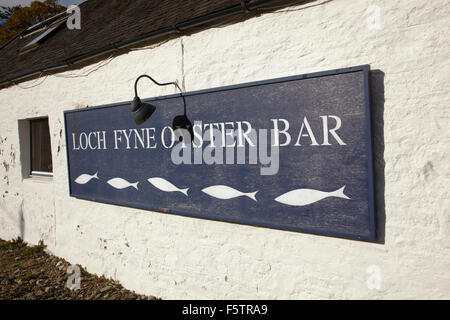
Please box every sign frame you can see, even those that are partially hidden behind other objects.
[64,65,376,242]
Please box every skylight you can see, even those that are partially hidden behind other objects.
[20,21,65,54]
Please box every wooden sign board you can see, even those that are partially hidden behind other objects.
[64,65,376,241]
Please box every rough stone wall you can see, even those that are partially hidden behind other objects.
[0,0,449,299]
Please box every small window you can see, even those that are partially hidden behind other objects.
[20,20,65,54]
[30,118,53,176]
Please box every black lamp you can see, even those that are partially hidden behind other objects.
[131,75,193,143]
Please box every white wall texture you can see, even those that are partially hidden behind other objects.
[0,0,449,299]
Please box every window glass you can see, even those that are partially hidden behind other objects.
[30,118,53,174]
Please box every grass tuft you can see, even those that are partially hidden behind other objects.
[0,237,24,251]
[23,240,46,256]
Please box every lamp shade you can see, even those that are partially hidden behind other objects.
[172,114,194,143]
[131,96,156,125]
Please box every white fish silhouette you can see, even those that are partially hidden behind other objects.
[275,186,350,206]
[202,185,258,201]
[74,172,98,184]
[148,177,189,196]
[107,178,139,190]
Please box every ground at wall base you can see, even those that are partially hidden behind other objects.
[0,238,158,300]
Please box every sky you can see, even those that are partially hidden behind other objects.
[0,0,86,7]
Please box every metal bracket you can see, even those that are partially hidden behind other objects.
[241,1,251,12]
[172,25,183,34]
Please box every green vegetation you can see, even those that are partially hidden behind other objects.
[0,0,66,46]
[0,237,24,251]
[23,240,46,256]
[18,271,38,282]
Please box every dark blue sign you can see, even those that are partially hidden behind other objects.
[64,65,375,241]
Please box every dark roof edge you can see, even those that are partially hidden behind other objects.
[0,0,305,89]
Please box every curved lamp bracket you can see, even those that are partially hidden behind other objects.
[131,74,193,143]
[134,74,186,115]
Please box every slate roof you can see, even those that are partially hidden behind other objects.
[0,0,303,86]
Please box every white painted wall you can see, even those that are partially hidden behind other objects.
[0,0,449,299]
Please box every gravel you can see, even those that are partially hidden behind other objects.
[0,238,158,300]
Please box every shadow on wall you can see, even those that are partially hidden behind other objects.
[370,70,386,244]
[19,200,25,239]
[17,120,29,239]
[0,198,25,240]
